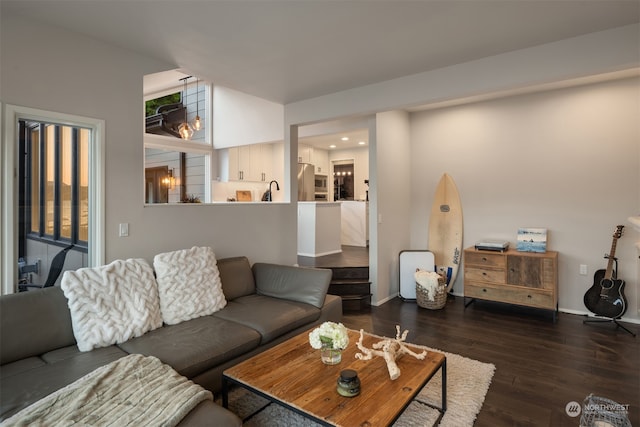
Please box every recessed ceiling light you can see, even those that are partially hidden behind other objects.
[341,137,349,141]
[329,144,337,149]
[358,141,366,145]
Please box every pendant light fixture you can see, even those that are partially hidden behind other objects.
[178,76,193,140]
[192,77,202,131]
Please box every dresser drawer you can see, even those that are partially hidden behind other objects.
[464,267,505,284]
[464,251,506,268]
[465,283,555,309]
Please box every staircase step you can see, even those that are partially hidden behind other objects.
[330,278,370,285]
[330,266,369,280]
[324,265,371,313]
[328,282,371,296]
[341,294,371,312]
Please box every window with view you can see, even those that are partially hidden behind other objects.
[20,120,89,250]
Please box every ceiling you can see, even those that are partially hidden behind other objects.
[300,129,369,151]
[3,1,639,105]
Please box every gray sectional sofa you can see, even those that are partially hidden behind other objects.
[0,256,342,426]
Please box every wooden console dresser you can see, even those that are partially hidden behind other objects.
[463,247,558,320]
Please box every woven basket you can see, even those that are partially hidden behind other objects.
[416,276,447,309]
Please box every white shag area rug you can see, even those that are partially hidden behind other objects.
[221,345,495,427]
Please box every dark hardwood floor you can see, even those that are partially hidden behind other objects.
[298,246,637,426]
[343,297,639,426]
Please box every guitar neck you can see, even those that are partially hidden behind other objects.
[604,237,618,280]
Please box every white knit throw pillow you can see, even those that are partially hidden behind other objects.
[61,258,163,352]
[153,246,227,325]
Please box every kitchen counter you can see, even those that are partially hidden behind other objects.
[341,201,368,247]
[298,202,342,257]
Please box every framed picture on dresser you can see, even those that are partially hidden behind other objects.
[517,228,547,253]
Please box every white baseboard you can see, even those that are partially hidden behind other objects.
[376,293,640,325]
[372,294,396,306]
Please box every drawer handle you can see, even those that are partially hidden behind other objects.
[482,272,487,276]
[482,289,487,292]
[482,257,487,261]
[527,295,532,299]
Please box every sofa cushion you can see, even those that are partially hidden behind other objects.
[217,256,256,301]
[213,295,321,344]
[0,357,45,380]
[0,345,127,421]
[154,247,227,325]
[117,315,261,379]
[0,287,76,365]
[252,263,332,308]
[60,258,163,352]
[176,400,241,427]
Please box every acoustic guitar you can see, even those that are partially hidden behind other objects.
[583,225,627,319]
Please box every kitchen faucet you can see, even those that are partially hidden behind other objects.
[262,180,280,201]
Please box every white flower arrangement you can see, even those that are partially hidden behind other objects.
[309,321,349,350]
[415,269,445,302]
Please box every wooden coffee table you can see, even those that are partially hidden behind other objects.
[222,328,446,426]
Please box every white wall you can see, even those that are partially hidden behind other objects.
[1,14,298,268]
[372,111,412,304]
[213,86,284,148]
[410,78,639,320]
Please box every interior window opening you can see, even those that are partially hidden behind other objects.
[144,71,211,204]
[144,148,207,204]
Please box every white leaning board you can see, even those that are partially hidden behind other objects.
[399,250,435,300]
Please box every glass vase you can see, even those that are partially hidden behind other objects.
[321,345,342,365]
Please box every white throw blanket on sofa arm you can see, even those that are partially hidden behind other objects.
[1,354,212,427]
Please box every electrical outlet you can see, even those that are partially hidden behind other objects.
[579,264,587,276]
[119,223,129,237]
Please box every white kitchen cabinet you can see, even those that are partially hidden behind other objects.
[312,147,329,175]
[218,147,238,181]
[237,145,252,180]
[219,143,274,182]
[298,144,313,164]
[298,144,328,174]
[252,143,273,182]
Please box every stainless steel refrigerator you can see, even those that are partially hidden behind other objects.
[297,163,315,201]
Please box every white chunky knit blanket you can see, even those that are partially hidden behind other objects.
[1,355,212,427]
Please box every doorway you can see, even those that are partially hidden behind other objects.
[333,162,354,201]
[2,105,105,294]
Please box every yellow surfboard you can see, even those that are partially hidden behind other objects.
[428,173,463,292]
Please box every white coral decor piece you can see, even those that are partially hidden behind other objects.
[415,269,443,302]
[309,321,349,350]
